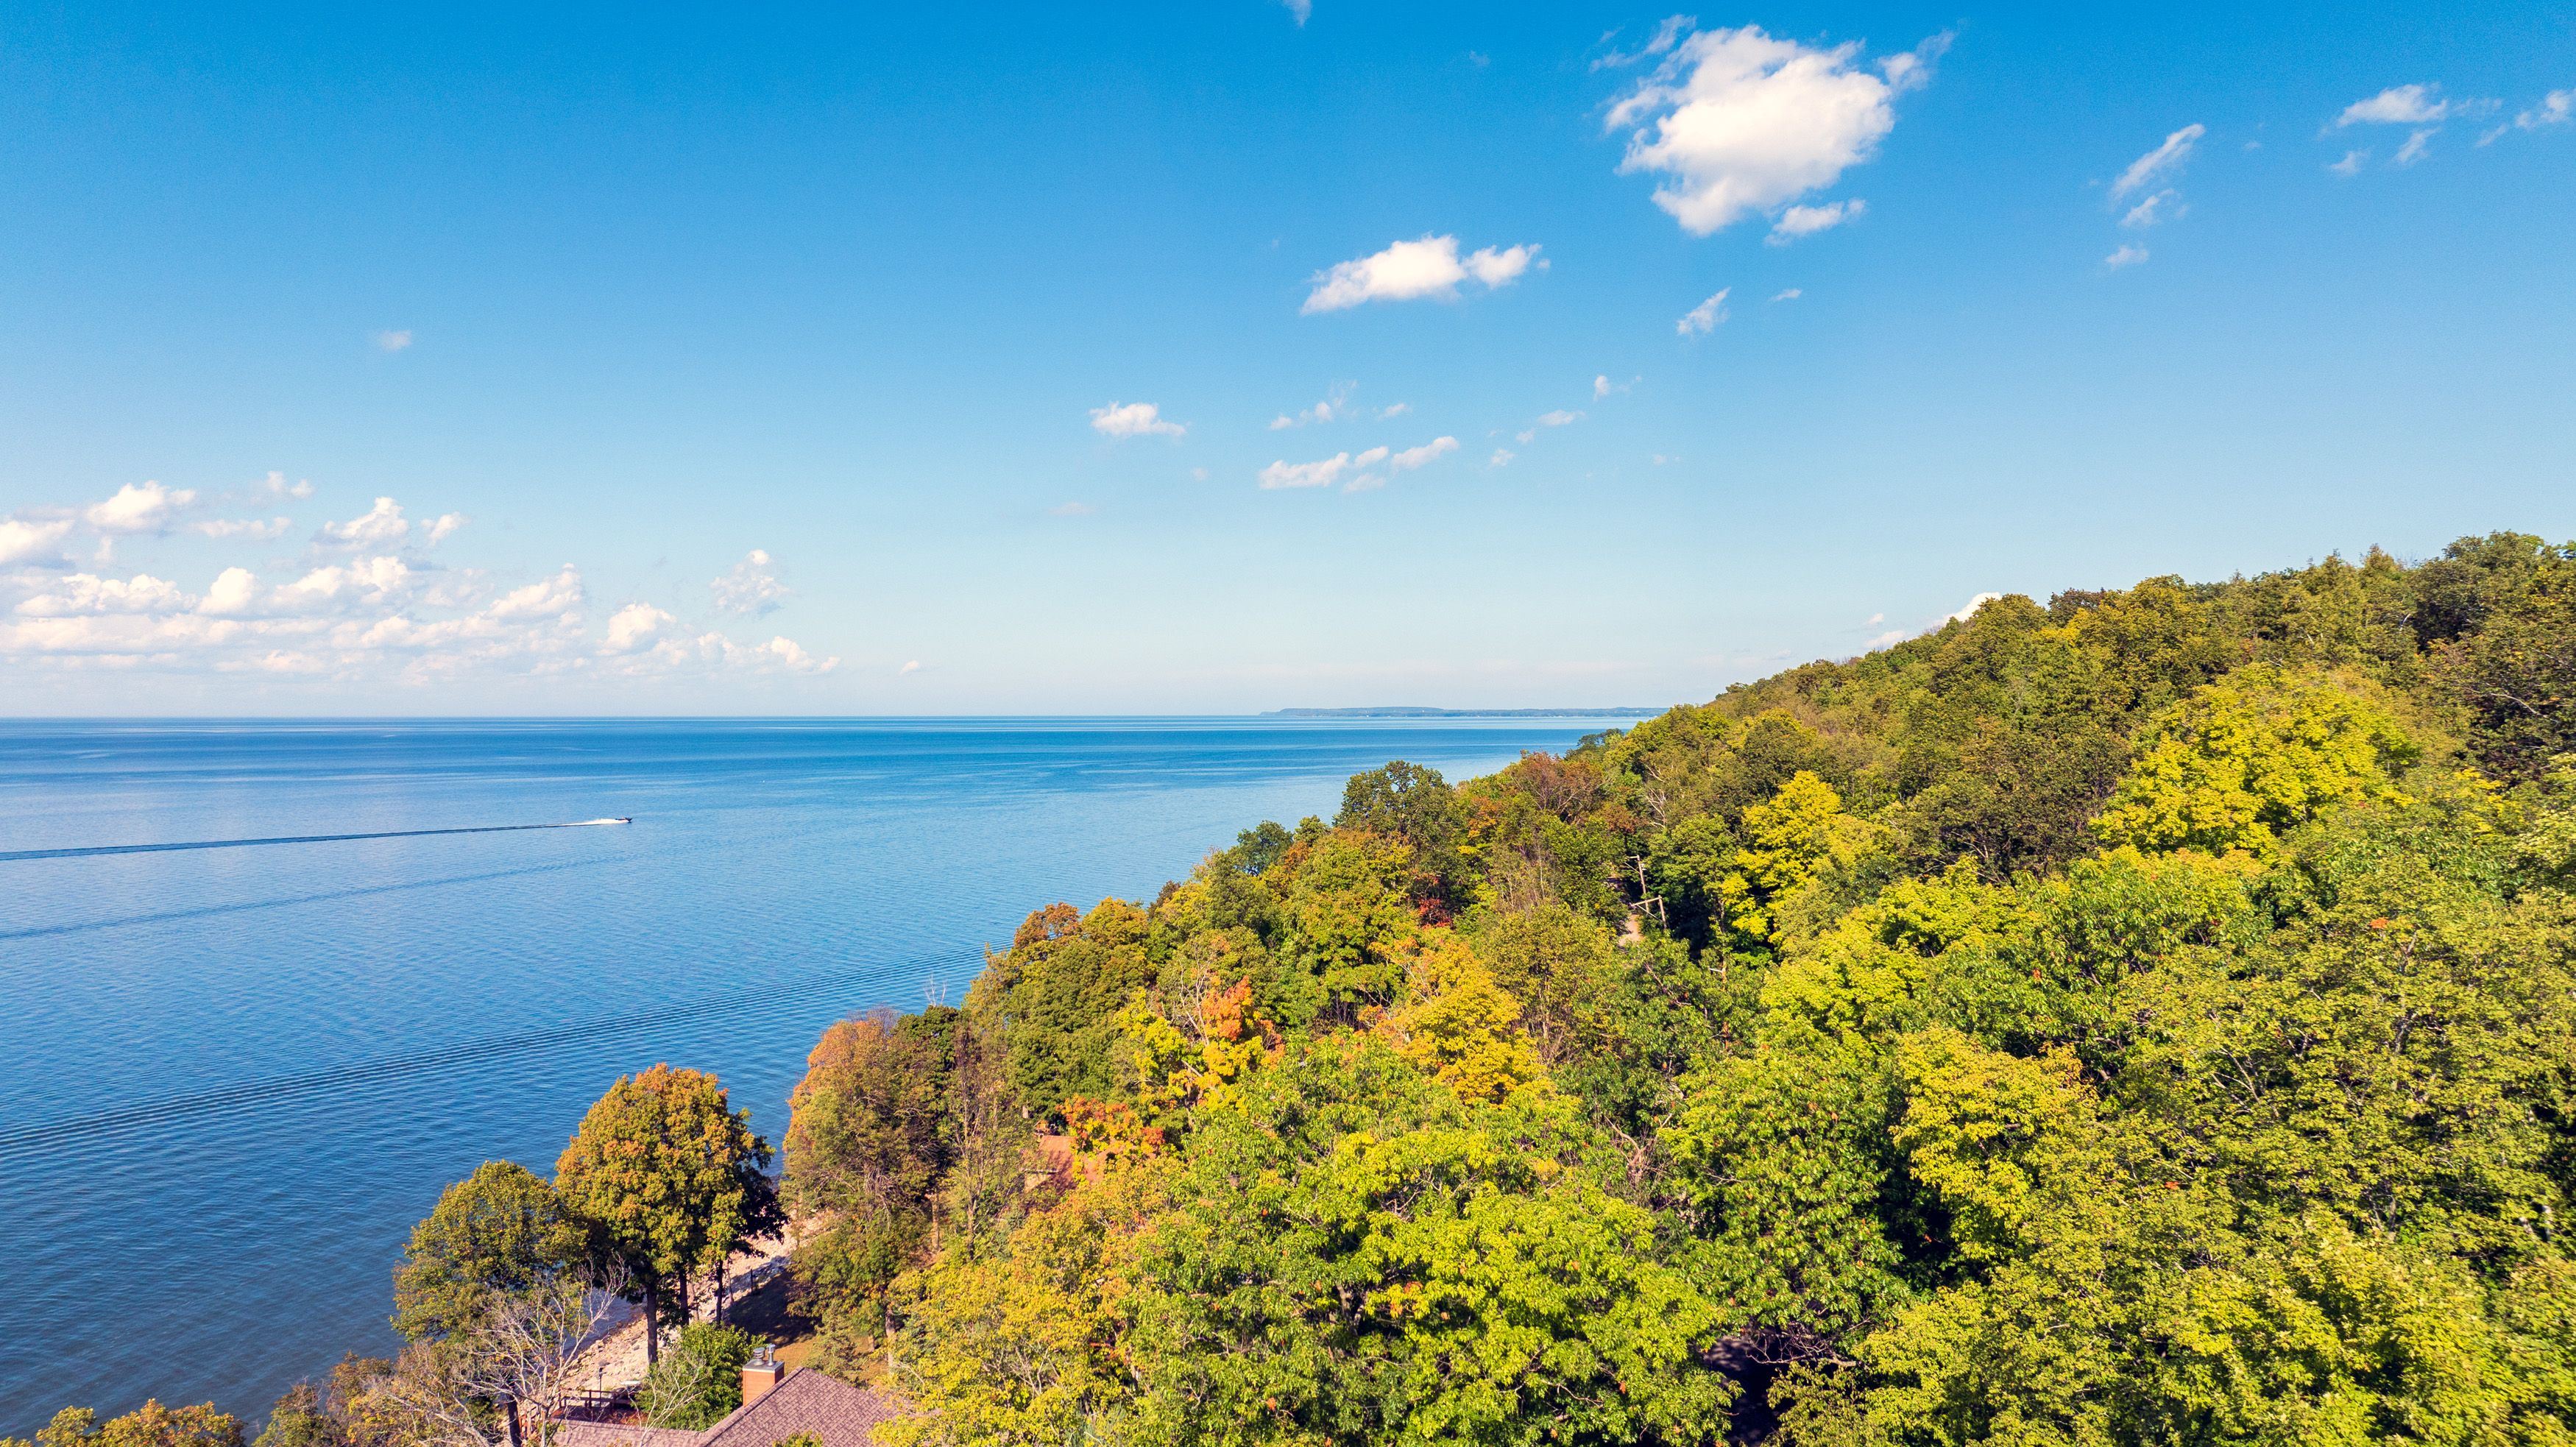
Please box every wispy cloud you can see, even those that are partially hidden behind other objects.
[2112,124,2205,199]
[1677,288,1731,336]
[1259,453,1356,490]
[1302,235,1543,313]
[1767,198,1865,244]
[1389,436,1459,473]
[2104,243,2149,269]
[1049,501,1098,517]
[2336,84,2461,127]
[1089,400,1186,438]
[2329,84,2494,169]
[372,330,414,353]
[1271,382,1356,428]
[2120,190,2182,227]
[1772,287,1802,302]
[1607,23,1945,236]
[1281,0,1310,24]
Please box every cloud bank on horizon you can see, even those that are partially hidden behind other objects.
[0,478,837,686]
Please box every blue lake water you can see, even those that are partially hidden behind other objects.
[0,716,1632,1433]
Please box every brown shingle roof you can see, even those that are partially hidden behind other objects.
[700,1368,902,1447]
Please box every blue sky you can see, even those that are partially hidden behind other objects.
[1,2,2570,713]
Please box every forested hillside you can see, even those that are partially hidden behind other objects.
[783,534,2576,1447]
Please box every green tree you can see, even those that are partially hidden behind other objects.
[635,1323,760,1430]
[554,1064,778,1363]
[1123,1039,1726,1447]
[394,1161,587,1344]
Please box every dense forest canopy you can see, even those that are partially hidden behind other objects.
[783,534,2576,1447]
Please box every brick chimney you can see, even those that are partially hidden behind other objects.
[741,1345,785,1409]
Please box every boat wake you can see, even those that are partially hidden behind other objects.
[0,818,636,863]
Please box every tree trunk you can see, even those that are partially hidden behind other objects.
[715,1256,727,1326]
[504,1396,524,1447]
[642,1278,660,1367]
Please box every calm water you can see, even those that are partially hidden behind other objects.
[0,716,1630,1432]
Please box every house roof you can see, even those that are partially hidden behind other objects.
[550,1370,899,1447]
[701,1368,902,1447]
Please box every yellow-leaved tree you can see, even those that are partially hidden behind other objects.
[1376,933,1542,1104]
[2091,666,2420,859]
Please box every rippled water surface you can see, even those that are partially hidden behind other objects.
[0,716,1627,1432]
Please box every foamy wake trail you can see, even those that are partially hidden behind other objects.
[0,818,634,863]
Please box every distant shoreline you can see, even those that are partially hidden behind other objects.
[1257,707,1664,719]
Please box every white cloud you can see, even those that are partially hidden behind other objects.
[1302,235,1542,313]
[271,556,417,615]
[426,513,469,545]
[1049,501,1098,517]
[15,573,193,618]
[199,567,260,617]
[1,482,838,687]
[485,567,585,623]
[0,518,74,567]
[1389,436,1459,472]
[194,517,293,541]
[2512,88,2573,132]
[2336,84,2457,127]
[1272,383,1355,428]
[250,471,314,500]
[711,549,790,615]
[899,659,923,676]
[1767,197,1865,244]
[1772,287,1802,301]
[1677,287,1731,336]
[373,330,414,353]
[320,497,410,548]
[86,481,199,535]
[1487,447,1516,468]
[756,637,831,672]
[1282,0,1310,24]
[2329,148,2368,176]
[601,602,678,654]
[2105,243,2149,269]
[1378,402,1411,419]
[2120,189,2182,227]
[2393,128,2435,166]
[1259,453,1354,490]
[1594,375,1614,399]
[1948,592,2002,623]
[1535,409,1582,428]
[1608,24,1942,236]
[1089,401,1186,438]
[2112,123,2205,199]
